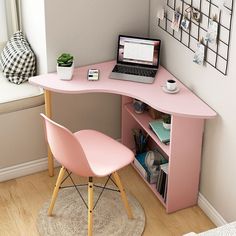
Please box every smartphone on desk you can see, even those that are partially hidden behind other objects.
[87,69,99,81]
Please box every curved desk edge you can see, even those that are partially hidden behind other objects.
[29,60,217,119]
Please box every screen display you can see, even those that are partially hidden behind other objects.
[118,36,160,67]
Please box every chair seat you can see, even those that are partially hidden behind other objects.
[74,130,134,177]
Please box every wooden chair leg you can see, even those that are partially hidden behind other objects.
[112,171,133,219]
[88,177,94,236]
[48,166,66,216]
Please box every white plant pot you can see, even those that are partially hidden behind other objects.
[163,122,171,130]
[57,62,74,80]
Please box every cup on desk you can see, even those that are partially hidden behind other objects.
[166,79,177,91]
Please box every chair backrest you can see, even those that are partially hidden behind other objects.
[40,113,94,177]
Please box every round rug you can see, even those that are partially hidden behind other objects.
[37,185,145,236]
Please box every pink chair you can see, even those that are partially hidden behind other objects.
[40,113,134,236]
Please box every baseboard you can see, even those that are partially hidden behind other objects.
[198,192,227,227]
[0,157,60,182]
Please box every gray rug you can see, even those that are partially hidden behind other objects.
[37,185,145,236]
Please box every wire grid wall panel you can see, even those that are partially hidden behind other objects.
[158,0,234,75]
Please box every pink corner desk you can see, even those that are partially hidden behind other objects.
[29,60,216,213]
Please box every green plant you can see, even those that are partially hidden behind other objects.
[57,53,74,67]
[162,114,171,124]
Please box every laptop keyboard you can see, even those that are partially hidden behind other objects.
[112,65,157,77]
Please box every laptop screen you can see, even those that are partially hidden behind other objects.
[117,35,161,69]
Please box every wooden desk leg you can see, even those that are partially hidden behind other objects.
[44,90,54,177]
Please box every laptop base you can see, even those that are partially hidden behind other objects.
[110,72,155,84]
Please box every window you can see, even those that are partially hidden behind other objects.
[0,0,8,44]
[0,0,43,114]
[0,0,19,51]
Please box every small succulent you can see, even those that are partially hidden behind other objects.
[57,53,74,67]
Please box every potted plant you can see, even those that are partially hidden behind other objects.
[57,53,74,80]
[162,114,171,130]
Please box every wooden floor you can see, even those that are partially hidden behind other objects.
[0,165,215,236]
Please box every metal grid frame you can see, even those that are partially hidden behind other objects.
[158,0,234,75]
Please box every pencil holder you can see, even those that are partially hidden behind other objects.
[132,129,149,155]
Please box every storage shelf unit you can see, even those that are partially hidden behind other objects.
[122,96,205,213]
[125,101,169,208]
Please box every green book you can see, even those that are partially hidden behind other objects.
[149,119,170,143]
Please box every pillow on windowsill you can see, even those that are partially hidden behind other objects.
[0,31,36,84]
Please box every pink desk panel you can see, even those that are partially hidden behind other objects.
[29,60,216,119]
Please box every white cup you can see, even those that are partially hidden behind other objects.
[166,79,177,91]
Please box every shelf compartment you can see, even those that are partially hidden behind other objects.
[124,103,170,156]
[131,163,166,207]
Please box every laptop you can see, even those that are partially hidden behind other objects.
[110,35,161,84]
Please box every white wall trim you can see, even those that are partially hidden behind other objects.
[0,157,59,182]
[198,192,227,227]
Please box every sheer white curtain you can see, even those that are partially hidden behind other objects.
[0,0,19,50]
[0,0,8,44]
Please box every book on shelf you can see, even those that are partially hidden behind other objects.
[164,175,168,203]
[156,163,169,202]
[149,119,170,143]
[160,171,166,197]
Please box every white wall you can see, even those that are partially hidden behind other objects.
[43,0,150,137]
[0,105,47,168]
[150,0,236,222]
[44,0,150,71]
[21,0,48,74]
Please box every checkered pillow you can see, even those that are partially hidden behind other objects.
[0,31,36,84]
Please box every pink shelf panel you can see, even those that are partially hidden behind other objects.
[29,60,217,119]
[124,103,170,156]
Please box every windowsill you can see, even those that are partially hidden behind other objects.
[0,72,44,114]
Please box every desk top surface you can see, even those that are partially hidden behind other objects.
[29,60,216,119]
